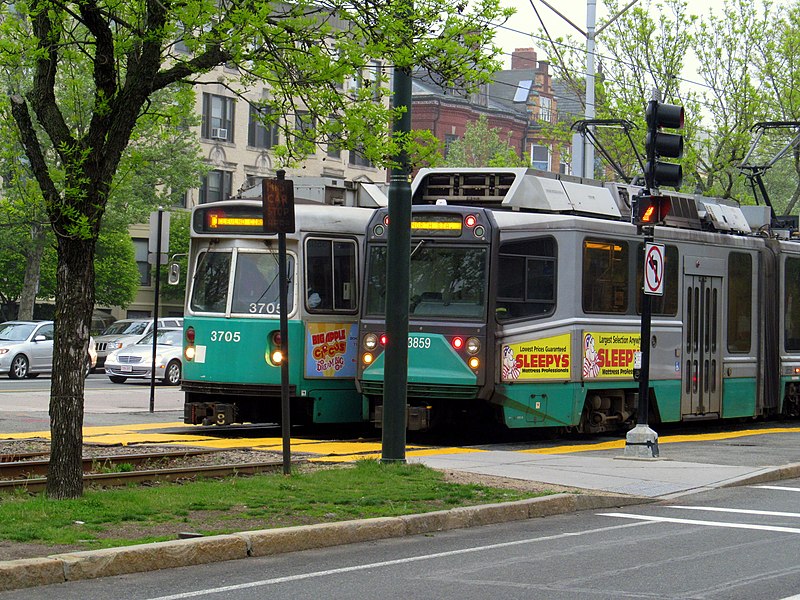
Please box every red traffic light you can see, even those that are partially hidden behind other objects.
[634,195,671,226]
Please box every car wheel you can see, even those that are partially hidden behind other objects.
[109,375,127,384]
[164,360,181,386]
[9,355,29,379]
[84,358,92,379]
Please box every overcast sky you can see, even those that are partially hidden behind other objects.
[493,0,731,73]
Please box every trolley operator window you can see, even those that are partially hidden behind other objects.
[785,257,800,352]
[190,250,295,315]
[190,251,231,313]
[727,252,752,353]
[365,245,488,319]
[496,237,556,321]
[583,239,629,313]
[305,238,358,313]
[635,244,679,316]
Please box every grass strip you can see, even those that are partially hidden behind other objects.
[0,461,552,551]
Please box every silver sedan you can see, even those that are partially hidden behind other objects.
[104,328,183,385]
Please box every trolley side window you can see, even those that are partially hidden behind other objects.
[306,238,358,313]
[190,251,231,313]
[727,252,752,353]
[496,237,556,321]
[231,252,292,315]
[635,244,678,316]
[785,257,800,352]
[583,239,629,314]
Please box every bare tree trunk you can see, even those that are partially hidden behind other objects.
[16,223,46,321]
[46,235,95,499]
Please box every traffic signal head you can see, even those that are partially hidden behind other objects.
[644,100,684,190]
[633,194,671,226]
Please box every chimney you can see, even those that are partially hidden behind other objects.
[511,48,538,71]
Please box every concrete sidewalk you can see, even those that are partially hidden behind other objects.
[411,450,800,498]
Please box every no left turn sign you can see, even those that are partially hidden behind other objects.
[644,243,665,296]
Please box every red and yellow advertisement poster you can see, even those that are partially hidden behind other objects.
[305,323,358,378]
[582,331,640,379]
[501,333,571,381]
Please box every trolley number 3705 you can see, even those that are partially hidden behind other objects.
[210,330,241,343]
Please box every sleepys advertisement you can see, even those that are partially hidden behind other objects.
[501,331,641,382]
[501,333,571,381]
[581,331,640,379]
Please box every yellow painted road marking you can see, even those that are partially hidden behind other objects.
[3,424,800,457]
[522,426,800,454]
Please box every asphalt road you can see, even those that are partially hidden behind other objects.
[0,373,184,433]
[2,480,799,600]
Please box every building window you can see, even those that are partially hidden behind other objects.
[531,144,550,171]
[539,96,552,122]
[248,105,279,149]
[364,60,383,100]
[199,170,233,204]
[201,93,235,142]
[444,134,459,158]
[133,238,151,286]
[349,144,373,168]
[327,117,342,159]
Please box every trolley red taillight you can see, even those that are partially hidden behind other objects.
[184,327,196,361]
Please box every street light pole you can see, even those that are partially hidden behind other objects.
[538,0,638,178]
[584,0,597,178]
[381,61,413,463]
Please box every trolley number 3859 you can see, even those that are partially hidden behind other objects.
[408,336,431,349]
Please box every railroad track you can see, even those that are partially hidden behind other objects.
[0,448,298,492]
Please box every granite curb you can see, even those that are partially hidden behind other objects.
[0,492,647,592]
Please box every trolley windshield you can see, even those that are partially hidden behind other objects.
[190,250,294,315]
[365,244,487,319]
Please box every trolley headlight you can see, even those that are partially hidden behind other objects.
[468,357,480,370]
[364,333,378,351]
[184,346,195,361]
[466,337,480,355]
[272,350,284,365]
[362,352,374,365]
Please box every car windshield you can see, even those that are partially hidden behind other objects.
[0,323,35,341]
[137,329,182,346]
[102,321,149,336]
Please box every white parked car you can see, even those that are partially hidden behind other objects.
[0,320,96,378]
[94,317,183,369]
[104,328,183,385]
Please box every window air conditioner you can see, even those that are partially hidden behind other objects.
[211,128,228,140]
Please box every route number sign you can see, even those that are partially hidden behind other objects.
[644,242,665,296]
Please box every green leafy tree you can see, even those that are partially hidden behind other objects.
[754,2,800,214]
[442,115,527,167]
[0,81,204,318]
[0,0,511,498]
